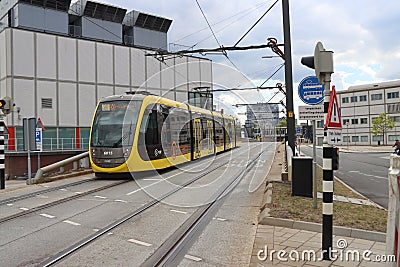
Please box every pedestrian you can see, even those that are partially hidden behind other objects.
[393,140,400,155]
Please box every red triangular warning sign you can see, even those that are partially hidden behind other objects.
[325,86,342,129]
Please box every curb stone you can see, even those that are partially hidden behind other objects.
[258,180,386,243]
[259,216,386,243]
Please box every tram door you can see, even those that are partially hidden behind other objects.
[207,120,214,154]
[193,118,202,159]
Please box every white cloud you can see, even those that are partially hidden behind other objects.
[100,0,400,119]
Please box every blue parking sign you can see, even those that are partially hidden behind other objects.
[35,129,42,142]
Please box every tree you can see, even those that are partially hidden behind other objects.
[371,113,395,145]
[277,119,287,128]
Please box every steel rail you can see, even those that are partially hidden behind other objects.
[0,177,97,206]
[0,180,130,224]
[39,144,266,267]
[143,149,266,266]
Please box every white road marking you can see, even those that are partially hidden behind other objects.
[143,178,162,181]
[63,220,81,226]
[126,159,218,196]
[128,239,152,247]
[107,233,113,235]
[6,203,13,206]
[373,175,387,180]
[94,195,107,199]
[40,213,56,219]
[75,191,83,194]
[115,199,128,203]
[349,171,360,173]
[170,209,188,214]
[19,207,29,211]
[43,185,50,188]
[380,156,390,160]
[214,217,227,221]
[93,229,100,232]
[184,254,202,262]
[59,188,67,191]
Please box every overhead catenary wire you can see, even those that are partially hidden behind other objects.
[172,0,268,47]
[234,0,279,47]
[195,0,223,49]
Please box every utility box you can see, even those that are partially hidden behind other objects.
[292,156,313,198]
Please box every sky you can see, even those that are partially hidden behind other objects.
[100,0,400,119]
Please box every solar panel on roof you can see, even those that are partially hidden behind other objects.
[82,1,126,23]
[18,0,71,11]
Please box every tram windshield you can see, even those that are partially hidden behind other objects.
[90,100,142,148]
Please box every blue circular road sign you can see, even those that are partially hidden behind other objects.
[298,76,324,105]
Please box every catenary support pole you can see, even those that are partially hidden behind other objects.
[282,0,296,154]
[322,74,333,260]
[0,115,4,189]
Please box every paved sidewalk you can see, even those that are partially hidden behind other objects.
[250,143,389,266]
[251,225,387,266]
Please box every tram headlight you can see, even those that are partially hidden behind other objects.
[123,148,130,158]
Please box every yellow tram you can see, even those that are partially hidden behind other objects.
[89,92,241,176]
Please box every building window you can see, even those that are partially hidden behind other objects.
[352,136,359,142]
[188,90,213,110]
[343,136,350,142]
[41,98,53,109]
[388,103,400,114]
[387,92,399,99]
[350,96,357,103]
[390,116,400,123]
[372,135,383,141]
[361,136,368,142]
[351,119,358,124]
[342,97,349,103]
[371,93,382,100]
[343,119,350,125]
[359,95,367,102]
[317,120,324,128]
[389,135,400,141]
[360,118,368,124]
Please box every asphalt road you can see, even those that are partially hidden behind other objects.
[300,145,390,209]
[0,142,277,266]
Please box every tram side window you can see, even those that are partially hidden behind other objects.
[215,120,224,147]
[161,105,171,145]
[145,107,159,146]
[202,117,208,139]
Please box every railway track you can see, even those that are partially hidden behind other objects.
[0,177,98,206]
[0,179,130,224]
[39,145,268,266]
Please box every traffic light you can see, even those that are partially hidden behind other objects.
[301,42,334,84]
[0,100,5,109]
[0,97,14,115]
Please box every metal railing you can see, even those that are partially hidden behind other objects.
[5,138,89,151]
[31,151,90,184]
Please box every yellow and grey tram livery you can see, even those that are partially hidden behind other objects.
[89,93,241,175]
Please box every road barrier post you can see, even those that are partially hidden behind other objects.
[386,155,400,266]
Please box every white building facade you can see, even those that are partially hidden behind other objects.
[337,80,400,146]
[0,1,213,151]
[313,80,400,146]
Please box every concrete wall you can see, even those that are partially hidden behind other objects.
[1,28,212,129]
